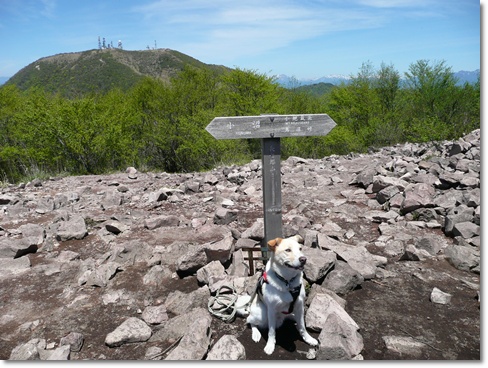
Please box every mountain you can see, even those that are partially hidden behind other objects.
[275,74,351,88]
[453,69,480,85]
[277,69,480,88]
[5,48,231,97]
[293,82,336,96]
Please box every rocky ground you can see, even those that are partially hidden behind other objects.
[0,130,480,360]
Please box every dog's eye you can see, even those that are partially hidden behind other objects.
[285,248,292,252]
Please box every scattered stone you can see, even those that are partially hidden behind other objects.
[430,287,452,305]
[105,317,152,347]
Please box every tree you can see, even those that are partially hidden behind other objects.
[403,59,460,141]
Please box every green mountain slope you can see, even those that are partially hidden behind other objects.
[6,48,231,97]
[294,82,336,96]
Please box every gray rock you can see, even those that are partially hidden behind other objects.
[203,235,234,263]
[206,335,246,360]
[149,307,208,343]
[105,317,152,347]
[196,260,226,285]
[56,214,87,241]
[176,244,207,274]
[444,205,475,236]
[164,314,212,360]
[401,183,435,214]
[144,215,180,230]
[164,285,210,316]
[382,336,426,358]
[19,223,45,245]
[85,262,120,287]
[316,312,363,360]
[9,338,42,360]
[322,260,364,295]
[306,292,358,332]
[303,247,336,283]
[452,221,480,239]
[376,185,400,205]
[46,345,71,360]
[142,305,169,325]
[351,167,376,188]
[213,207,238,225]
[59,332,84,352]
[0,256,31,277]
[143,265,173,285]
[318,234,385,279]
[430,287,452,304]
[372,175,408,193]
[241,218,265,240]
[444,244,480,273]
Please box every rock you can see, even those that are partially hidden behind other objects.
[303,247,336,283]
[9,338,42,360]
[444,244,480,273]
[60,332,84,352]
[206,335,246,360]
[203,235,234,264]
[46,345,71,360]
[430,287,452,304]
[316,312,363,360]
[322,260,364,295]
[164,286,210,316]
[306,293,358,332]
[401,183,435,214]
[56,214,88,241]
[176,245,207,274]
[452,222,480,239]
[105,317,152,347]
[142,305,169,325]
[213,207,238,225]
[149,308,207,344]
[164,314,212,360]
[85,262,120,287]
[0,256,31,277]
[443,205,474,236]
[318,234,384,279]
[144,215,180,230]
[382,336,426,358]
[196,260,226,285]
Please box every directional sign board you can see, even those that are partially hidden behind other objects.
[205,114,336,140]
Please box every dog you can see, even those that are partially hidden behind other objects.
[246,235,318,355]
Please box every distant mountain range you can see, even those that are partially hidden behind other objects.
[275,69,480,87]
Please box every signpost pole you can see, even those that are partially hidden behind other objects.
[261,137,282,260]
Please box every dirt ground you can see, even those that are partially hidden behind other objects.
[0,243,480,360]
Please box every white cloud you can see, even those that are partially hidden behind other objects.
[131,0,469,64]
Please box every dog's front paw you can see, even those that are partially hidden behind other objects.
[264,342,275,355]
[304,335,318,346]
[251,327,261,343]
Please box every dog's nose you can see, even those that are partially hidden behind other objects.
[299,256,307,265]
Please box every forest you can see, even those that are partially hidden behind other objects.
[0,59,480,184]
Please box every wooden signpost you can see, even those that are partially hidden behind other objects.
[206,114,337,265]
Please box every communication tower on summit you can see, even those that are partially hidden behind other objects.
[118,40,123,49]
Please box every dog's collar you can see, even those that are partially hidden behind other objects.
[274,271,298,288]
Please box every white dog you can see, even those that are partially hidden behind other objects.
[246,235,318,355]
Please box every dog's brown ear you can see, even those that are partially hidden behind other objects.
[267,237,283,252]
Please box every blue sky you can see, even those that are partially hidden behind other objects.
[0,0,481,80]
